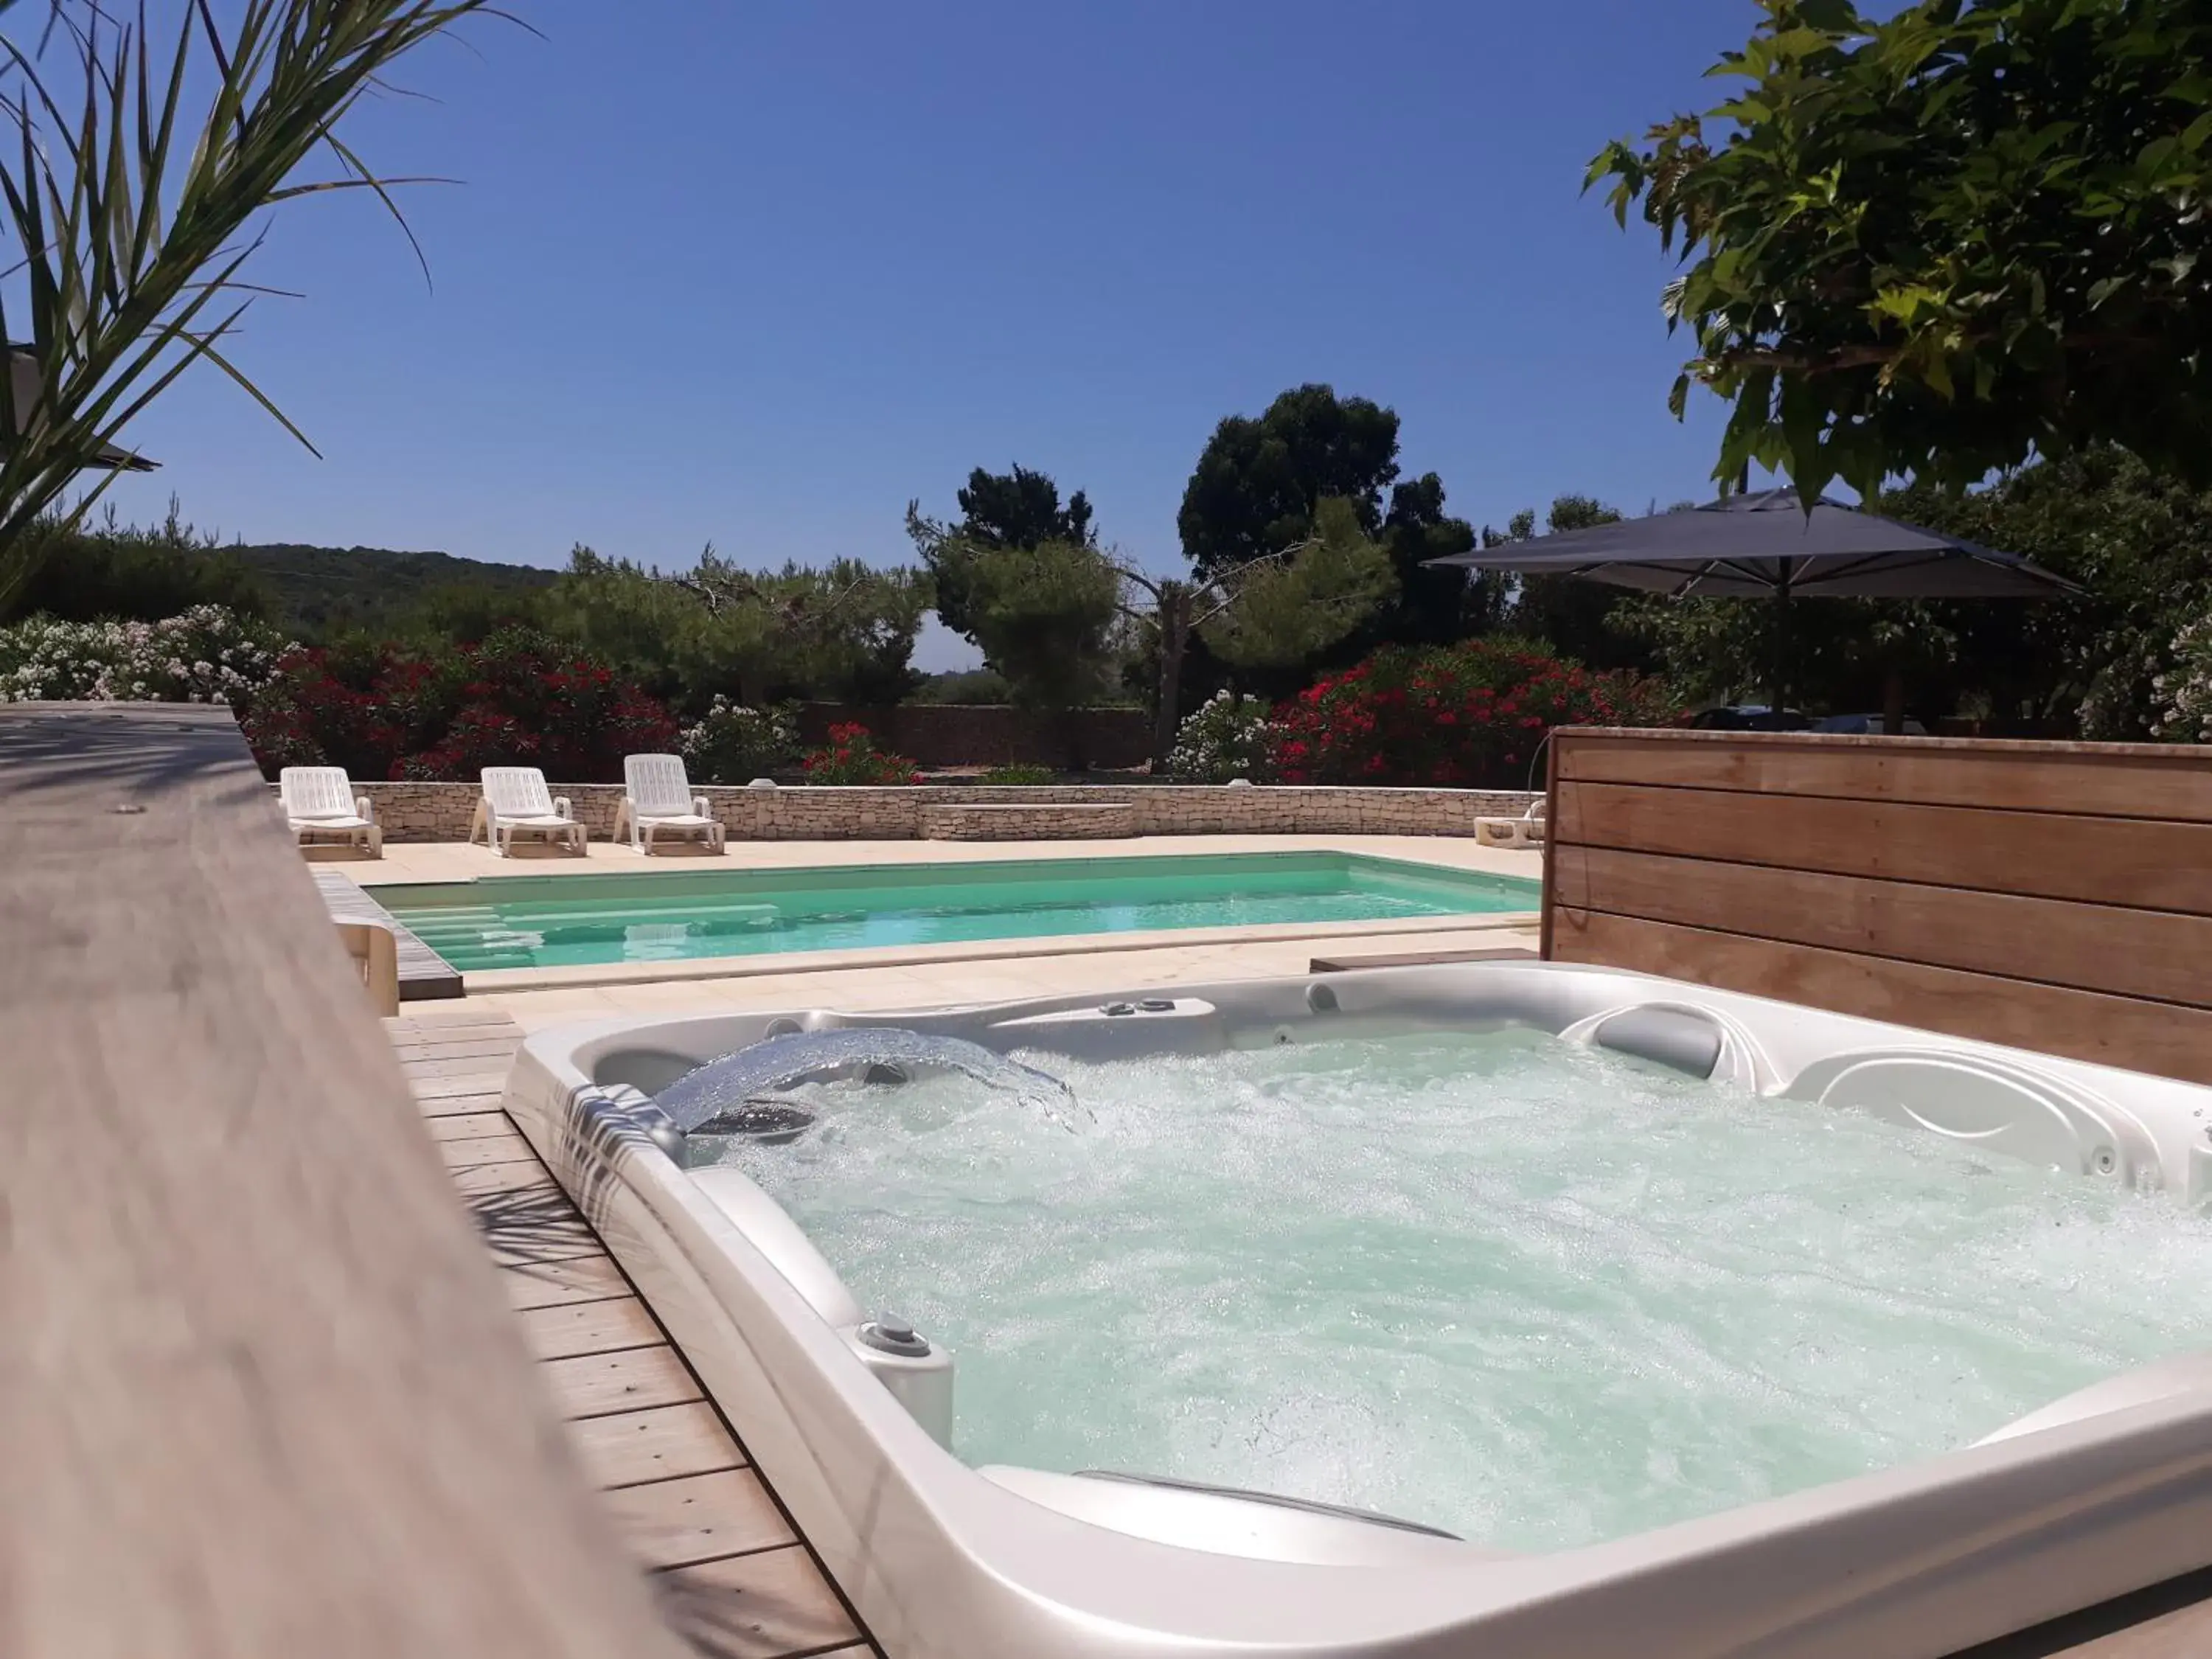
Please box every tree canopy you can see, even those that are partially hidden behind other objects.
[959,538,1124,711]
[1198,498,1397,669]
[1590,0,2212,501]
[1481,494,1660,674]
[1178,384,1402,577]
[912,464,1095,639]
[1367,473,1483,647]
[543,546,928,711]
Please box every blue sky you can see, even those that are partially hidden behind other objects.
[95,1,1768,665]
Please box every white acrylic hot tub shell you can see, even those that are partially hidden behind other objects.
[499,961,2212,1658]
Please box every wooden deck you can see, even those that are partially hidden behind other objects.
[389,1008,877,1659]
[314,864,465,1000]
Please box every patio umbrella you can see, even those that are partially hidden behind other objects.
[1425,487,2076,712]
[2,349,160,472]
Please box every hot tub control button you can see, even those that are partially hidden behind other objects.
[860,1312,932,1357]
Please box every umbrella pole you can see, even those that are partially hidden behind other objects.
[1770,568,1792,714]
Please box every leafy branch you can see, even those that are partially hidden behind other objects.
[0,0,520,607]
[1590,0,2212,502]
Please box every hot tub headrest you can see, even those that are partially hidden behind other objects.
[1590,1005,1725,1079]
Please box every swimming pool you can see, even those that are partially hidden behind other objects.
[376,852,1539,973]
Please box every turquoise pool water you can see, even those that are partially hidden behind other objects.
[377,852,1539,973]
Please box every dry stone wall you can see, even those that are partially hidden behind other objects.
[307,782,1541,844]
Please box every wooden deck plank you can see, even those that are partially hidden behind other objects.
[425,1110,520,1142]
[389,1020,526,1045]
[654,1544,866,1658]
[397,1011,878,1655]
[571,1402,745,1489]
[544,1346,707,1420]
[520,1296,667,1361]
[499,1254,630,1310]
[469,1191,608,1267]
[393,1036,528,1062]
[437,1131,538,1170]
[411,1074,513,1106]
[405,1051,530,1079]
[605,1470,795,1570]
[449,1157,561,1198]
[1955,1566,2212,1656]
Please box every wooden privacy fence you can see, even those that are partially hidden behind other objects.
[1542,728,2212,1085]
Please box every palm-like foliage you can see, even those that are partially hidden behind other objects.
[0,0,509,606]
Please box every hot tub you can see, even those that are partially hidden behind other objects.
[501,962,2212,1658]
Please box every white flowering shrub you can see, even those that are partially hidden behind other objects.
[2154,616,2212,743]
[679,695,799,782]
[0,604,291,708]
[1166,689,1281,782]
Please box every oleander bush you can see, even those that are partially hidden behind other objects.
[1267,639,1680,787]
[0,604,289,708]
[800,722,923,785]
[1166,690,1281,782]
[679,695,801,783]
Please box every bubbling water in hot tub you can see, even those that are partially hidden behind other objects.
[693,1026,2212,1552]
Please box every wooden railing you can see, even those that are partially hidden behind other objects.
[1541,728,2212,1084]
[4,703,689,1659]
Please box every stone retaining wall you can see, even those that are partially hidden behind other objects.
[919,801,1139,841]
[312,782,1542,844]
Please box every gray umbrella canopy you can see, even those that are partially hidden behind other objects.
[1425,487,2073,599]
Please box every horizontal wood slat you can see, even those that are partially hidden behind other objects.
[1548,911,2212,1084]
[654,1545,864,1659]
[544,1346,709,1420]
[1552,846,2212,1009]
[571,1402,745,1489]
[1545,730,2212,1085]
[1556,731,2212,821]
[604,1469,794,1571]
[500,1255,633,1312]
[1557,781,2212,917]
[520,1296,667,1362]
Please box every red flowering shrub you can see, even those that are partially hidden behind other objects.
[242,646,397,774]
[1270,639,1680,787]
[800,722,923,785]
[244,627,676,782]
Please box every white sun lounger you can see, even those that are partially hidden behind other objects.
[1474,797,1546,849]
[280,766,383,857]
[470,767,588,857]
[614,754,726,854]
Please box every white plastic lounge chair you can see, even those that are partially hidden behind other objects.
[281,765,383,857]
[614,754,726,855]
[470,767,588,857]
[1474,798,1546,849]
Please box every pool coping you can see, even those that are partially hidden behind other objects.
[455,908,1543,993]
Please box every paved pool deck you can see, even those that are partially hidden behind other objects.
[311,834,1544,1031]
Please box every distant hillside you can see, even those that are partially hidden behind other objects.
[229,543,559,637]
